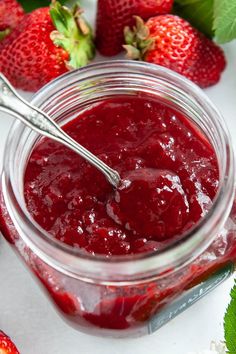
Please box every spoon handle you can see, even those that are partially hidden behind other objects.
[0,74,120,188]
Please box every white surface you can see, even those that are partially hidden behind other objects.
[0,1,236,353]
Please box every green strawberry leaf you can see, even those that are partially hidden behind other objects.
[18,0,66,13]
[173,0,214,38]
[50,1,95,68]
[224,280,236,354]
[214,0,236,44]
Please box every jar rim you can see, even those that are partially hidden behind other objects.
[2,60,235,282]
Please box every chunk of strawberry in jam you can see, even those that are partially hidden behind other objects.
[107,169,190,241]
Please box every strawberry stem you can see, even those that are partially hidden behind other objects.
[50,1,95,69]
[123,16,154,60]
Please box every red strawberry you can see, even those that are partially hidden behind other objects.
[0,330,20,353]
[0,1,95,91]
[96,0,174,56]
[124,15,226,88]
[0,0,24,38]
[0,0,24,52]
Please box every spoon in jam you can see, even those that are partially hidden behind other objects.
[0,74,192,242]
[0,73,120,188]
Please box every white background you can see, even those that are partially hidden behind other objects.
[0,1,236,353]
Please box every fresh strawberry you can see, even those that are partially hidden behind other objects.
[0,1,95,91]
[0,330,20,354]
[96,0,174,56]
[124,15,226,88]
[0,0,24,39]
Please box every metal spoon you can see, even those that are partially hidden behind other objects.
[0,73,121,188]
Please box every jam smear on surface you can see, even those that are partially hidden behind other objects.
[24,96,219,256]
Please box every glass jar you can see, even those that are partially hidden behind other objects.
[0,60,235,338]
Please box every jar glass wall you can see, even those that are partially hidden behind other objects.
[0,61,235,337]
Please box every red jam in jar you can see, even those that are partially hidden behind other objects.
[24,96,218,255]
[0,62,235,338]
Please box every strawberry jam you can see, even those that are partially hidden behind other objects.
[24,96,219,256]
[2,93,236,337]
